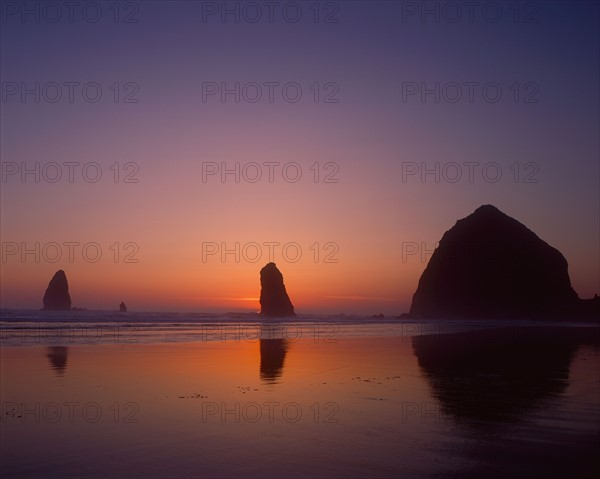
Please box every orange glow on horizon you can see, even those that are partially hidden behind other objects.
[1,201,597,314]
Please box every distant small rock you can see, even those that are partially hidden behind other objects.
[259,263,295,317]
[42,270,71,311]
[576,295,600,320]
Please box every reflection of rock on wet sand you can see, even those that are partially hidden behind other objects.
[46,346,69,375]
[259,325,289,383]
[412,327,598,422]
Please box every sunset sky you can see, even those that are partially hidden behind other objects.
[1,1,598,314]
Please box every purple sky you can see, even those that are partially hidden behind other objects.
[1,1,598,313]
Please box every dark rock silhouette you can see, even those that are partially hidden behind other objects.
[409,205,579,319]
[259,262,295,317]
[46,346,68,375]
[119,301,128,312]
[42,270,72,311]
[577,295,600,319]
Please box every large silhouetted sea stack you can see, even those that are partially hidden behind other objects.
[42,270,72,311]
[259,262,295,317]
[409,205,579,319]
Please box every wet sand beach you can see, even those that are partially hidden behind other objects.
[1,323,598,478]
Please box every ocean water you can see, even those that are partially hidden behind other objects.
[1,310,598,478]
[0,309,586,345]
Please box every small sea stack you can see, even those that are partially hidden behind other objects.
[42,270,72,311]
[259,262,295,317]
